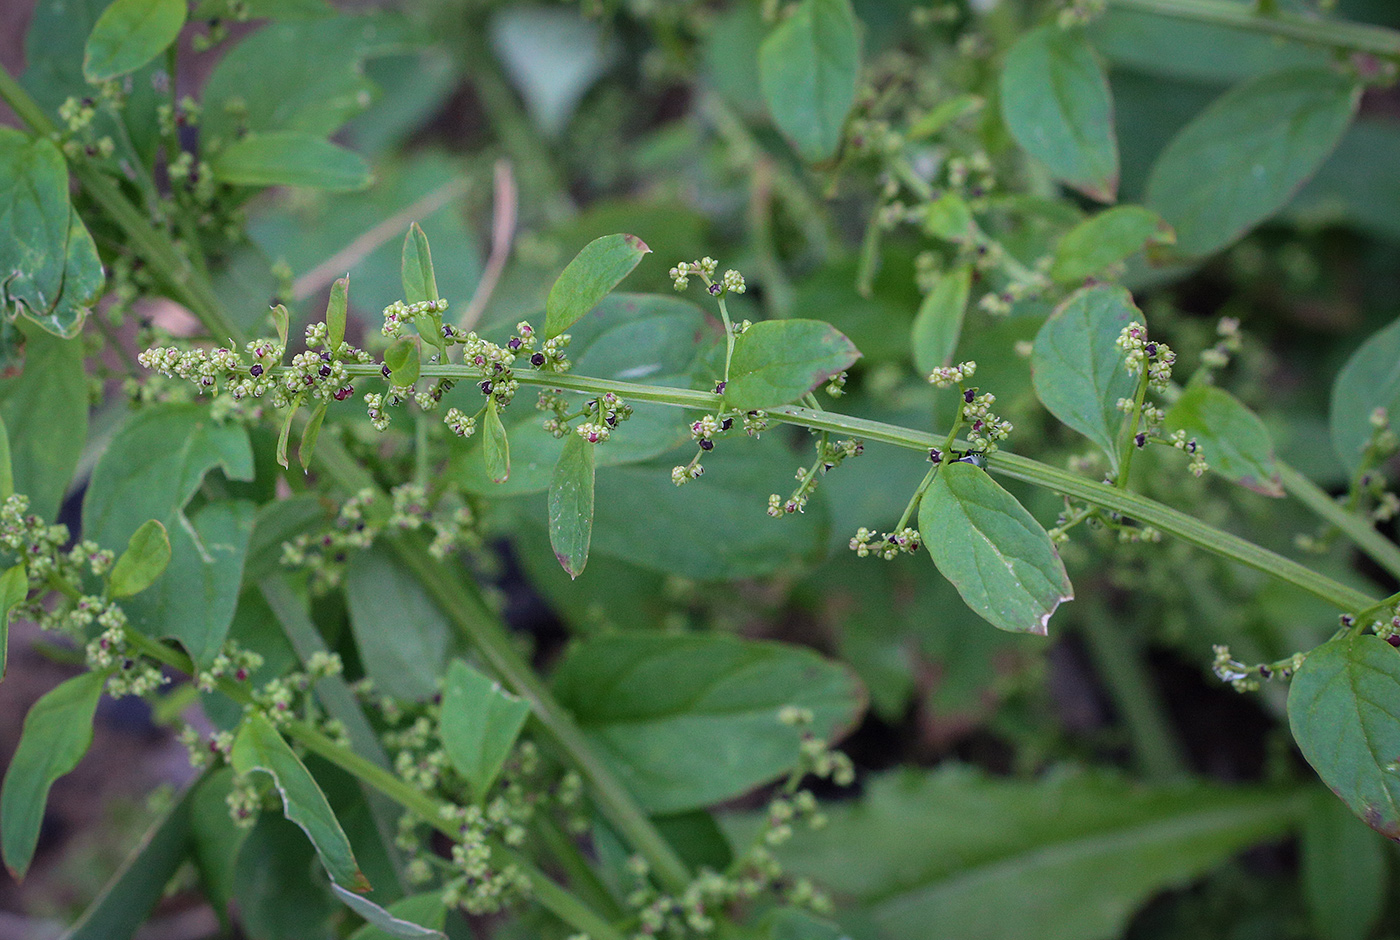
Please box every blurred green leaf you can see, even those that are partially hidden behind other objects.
[490,6,616,138]
[545,234,652,339]
[212,132,372,191]
[758,0,861,162]
[344,544,451,701]
[0,326,86,520]
[385,337,421,387]
[326,276,349,350]
[1146,68,1358,258]
[190,768,247,921]
[1000,26,1117,202]
[333,885,445,939]
[1166,384,1282,496]
[1049,206,1174,284]
[233,813,337,939]
[910,264,972,375]
[1302,789,1388,940]
[484,398,510,483]
[440,659,531,800]
[0,564,26,680]
[83,0,186,82]
[553,633,863,812]
[1330,313,1400,476]
[548,432,595,579]
[724,319,861,410]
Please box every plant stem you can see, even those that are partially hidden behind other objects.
[1278,461,1400,582]
[1106,0,1400,58]
[1114,369,1150,489]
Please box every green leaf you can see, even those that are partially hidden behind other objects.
[910,264,972,376]
[230,712,368,891]
[0,414,11,501]
[107,519,172,598]
[919,461,1072,635]
[751,768,1302,940]
[299,401,329,471]
[724,319,861,410]
[384,337,420,387]
[1146,68,1359,258]
[343,545,451,701]
[83,0,186,82]
[1289,633,1400,839]
[757,0,860,162]
[1301,789,1388,940]
[82,403,255,665]
[553,633,864,813]
[0,326,87,519]
[400,222,440,306]
[484,398,510,484]
[348,892,448,940]
[333,885,445,939]
[189,768,246,921]
[0,564,27,679]
[763,908,848,940]
[920,192,974,243]
[271,303,290,348]
[31,215,104,339]
[545,233,652,339]
[1330,314,1400,475]
[1000,26,1117,202]
[233,813,337,939]
[548,432,595,579]
[1031,285,1139,472]
[63,777,196,940]
[1165,384,1282,496]
[211,132,372,191]
[1,670,106,878]
[326,275,349,350]
[1049,205,1174,284]
[275,396,301,470]
[439,659,532,800]
[908,93,984,141]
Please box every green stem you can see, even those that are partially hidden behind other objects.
[1106,0,1400,57]
[1115,369,1151,489]
[534,815,624,920]
[1278,461,1400,582]
[896,463,940,532]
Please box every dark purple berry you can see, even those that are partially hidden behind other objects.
[1135,432,1146,447]
[304,375,315,386]
[319,364,331,378]
[250,364,263,377]
[531,353,546,367]
[1145,342,1157,356]
[963,388,975,403]
[508,338,522,350]
[320,350,332,362]
[480,381,493,394]
[334,386,353,401]
[382,364,392,377]
[1389,635,1400,648]
[714,381,726,394]
[699,439,714,451]
[720,418,733,431]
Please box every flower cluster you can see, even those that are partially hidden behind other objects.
[962,389,1012,453]
[848,526,922,559]
[1165,430,1209,477]
[670,257,747,297]
[1116,321,1176,391]
[928,359,976,388]
[381,298,451,339]
[768,437,863,516]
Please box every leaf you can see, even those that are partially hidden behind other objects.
[910,264,972,376]
[230,712,368,891]
[272,303,290,348]
[1301,789,1388,940]
[548,432,595,578]
[82,403,255,665]
[920,192,974,243]
[1289,633,1400,839]
[757,0,860,162]
[999,26,1117,202]
[1165,384,1282,496]
[1049,205,1174,284]
[1145,68,1359,258]
[343,544,451,701]
[63,777,196,940]
[724,319,861,410]
[83,0,187,82]
[348,892,449,940]
[1031,285,1140,473]
[763,908,849,940]
[0,326,87,519]
[751,767,1302,940]
[299,401,329,471]
[471,399,507,486]
[919,461,1072,636]
[490,6,616,138]
[212,132,372,191]
[1330,314,1400,475]
[233,813,337,939]
[439,659,532,800]
[552,633,864,813]
[107,519,172,598]
[0,564,27,679]
[545,234,651,339]
[326,275,349,350]
[0,414,11,501]
[275,396,301,470]
[1,670,106,878]
[384,337,420,387]
[333,885,446,939]
[189,768,246,921]
[400,222,439,306]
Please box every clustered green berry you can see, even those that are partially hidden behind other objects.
[1116,321,1176,391]
[669,257,746,297]
[768,437,863,517]
[848,526,922,559]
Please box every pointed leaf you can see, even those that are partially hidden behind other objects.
[1302,789,1388,940]
[1049,205,1174,284]
[1165,384,1282,496]
[1289,634,1400,839]
[107,519,172,598]
[553,633,864,813]
[545,234,651,339]
[326,275,349,350]
[276,395,302,470]
[1000,25,1118,202]
[1330,314,1400,475]
[211,132,372,192]
[1031,285,1139,472]
[230,712,368,891]
[83,0,187,82]
[758,0,861,162]
[919,461,1072,635]
[483,398,510,483]
[548,432,594,579]
[0,564,26,680]
[440,659,532,800]
[400,222,439,306]
[384,338,420,387]
[1,670,106,878]
[299,401,328,472]
[272,303,290,349]
[1146,68,1359,258]
[333,885,446,939]
[724,319,861,410]
[911,264,972,375]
